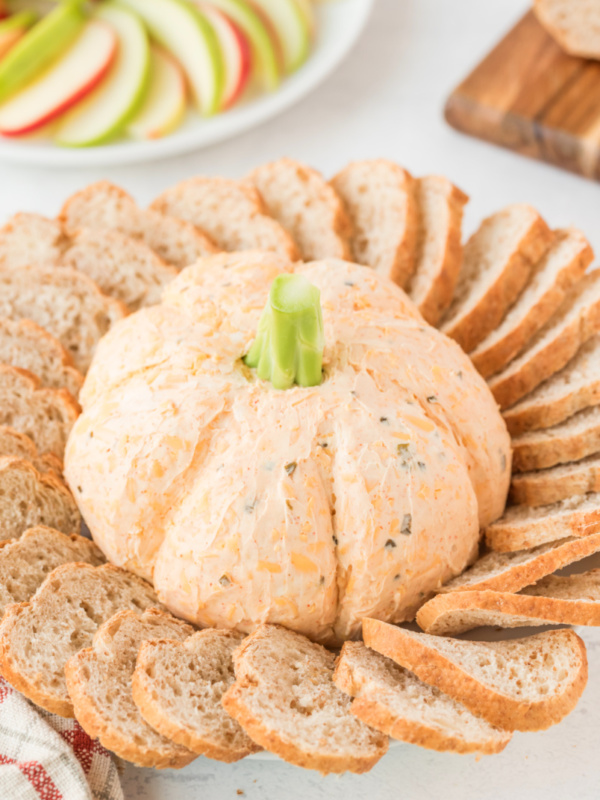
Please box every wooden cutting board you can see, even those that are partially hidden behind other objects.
[445,10,600,181]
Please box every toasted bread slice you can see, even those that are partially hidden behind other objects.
[470,228,592,378]
[534,0,600,59]
[151,177,299,258]
[503,335,600,436]
[246,158,353,260]
[511,453,600,507]
[66,608,196,769]
[0,264,126,373]
[439,533,600,593]
[0,212,68,268]
[485,492,600,551]
[0,426,63,478]
[330,159,418,288]
[222,624,388,774]
[440,204,552,353]
[407,175,468,325]
[0,562,162,717]
[333,641,511,755]
[488,269,600,410]
[59,180,218,268]
[0,527,104,618]
[512,405,600,472]
[363,620,587,732]
[132,629,260,763]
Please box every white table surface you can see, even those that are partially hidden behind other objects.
[2,1,600,797]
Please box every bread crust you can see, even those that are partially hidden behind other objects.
[504,379,600,436]
[510,458,600,507]
[512,410,600,472]
[485,504,600,551]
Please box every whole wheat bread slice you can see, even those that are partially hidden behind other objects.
[534,0,600,59]
[330,159,418,288]
[0,457,80,541]
[59,180,219,268]
[470,228,593,377]
[407,175,469,325]
[0,212,68,268]
[0,265,126,373]
[151,177,299,258]
[222,624,388,774]
[0,426,63,478]
[333,641,511,755]
[65,608,196,769]
[511,453,600,507]
[246,158,353,261]
[488,269,600,410]
[503,335,600,436]
[440,204,552,353]
[132,629,261,763]
[0,562,162,717]
[485,492,600,551]
[0,526,104,618]
[512,405,600,472]
[363,620,587,732]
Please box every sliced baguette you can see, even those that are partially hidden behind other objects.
[503,335,600,436]
[0,426,63,477]
[488,269,600,410]
[0,212,68,268]
[485,492,600,551]
[470,228,593,377]
[59,180,218,268]
[132,629,260,763]
[534,0,600,60]
[440,204,552,353]
[65,608,196,769]
[246,158,353,260]
[0,526,104,618]
[512,405,600,472]
[0,562,162,717]
[0,265,126,373]
[511,453,600,507]
[363,620,587,732]
[407,175,469,325]
[222,624,388,774]
[151,177,299,258]
[330,159,418,288]
[333,641,511,755]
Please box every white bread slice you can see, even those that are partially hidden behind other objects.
[132,629,261,763]
[0,526,104,618]
[440,204,552,353]
[0,212,68,268]
[503,335,600,436]
[363,620,587,732]
[150,177,300,258]
[488,269,600,410]
[0,366,79,458]
[512,405,600,472]
[0,264,126,373]
[470,228,593,378]
[333,641,511,755]
[485,492,600,551]
[0,426,63,478]
[0,562,162,717]
[66,608,196,769]
[222,624,388,774]
[246,158,353,260]
[511,453,600,507]
[59,180,219,268]
[0,457,80,541]
[534,0,600,59]
[407,175,469,325]
[0,318,83,397]
[439,533,600,594]
[330,159,418,288]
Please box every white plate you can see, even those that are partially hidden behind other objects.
[0,0,374,167]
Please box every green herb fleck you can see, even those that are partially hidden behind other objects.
[401,513,412,536]
[385,539,397,550]
[285,462,297,477]
[332,534,339,546]
[380,416,389,423]
[219,575,231,587]
[427,395,438,403]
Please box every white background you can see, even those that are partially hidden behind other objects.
[2,1,600,798]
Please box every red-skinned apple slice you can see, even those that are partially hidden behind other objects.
[198,2,251,108]
[0,20,116,137]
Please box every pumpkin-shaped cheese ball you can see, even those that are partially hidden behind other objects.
[65,252,511,644]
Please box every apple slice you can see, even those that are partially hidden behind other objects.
[198,3,250,108]
[127,46,186,140]
[120,0,223,116]
[0,11,37,61]
[55,3,149,148]
[208,0,280,91]
[249,0,311,73]
[0,20,116,136]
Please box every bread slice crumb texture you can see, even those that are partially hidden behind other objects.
[511,453,600,507]
[512,405,600,472]
[534,0,600,59]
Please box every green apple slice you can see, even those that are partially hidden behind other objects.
[0,11,37,60]
[127,45,186,140]
[208,0,280,91]
[55,2,149,148]
[0,1,85,103]
[119,0,223,116]
[250,0,311,73]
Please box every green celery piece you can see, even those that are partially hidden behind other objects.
[0,1,85,103]
[245,273,324,390]
[0,10,37,34]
